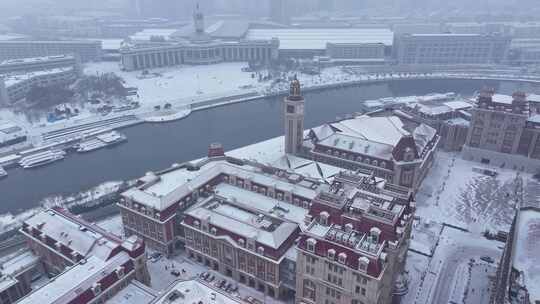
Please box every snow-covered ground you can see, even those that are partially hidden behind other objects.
[416,151,523,234]
[84,62,267,108]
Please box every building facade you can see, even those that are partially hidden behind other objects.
[396,97,472,151]
[0,250,41,304]
[295,171,414,304]
[326,43,386,60]
[120,154,323,298]
[0,40,101,63]
[301,112,439,190]
[0,67,77,105]
[462,90,540,171]
[395,33,511,65]
[120,6,279,71]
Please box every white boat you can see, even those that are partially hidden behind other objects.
[77,139,107,153]
[96,131,127,146]
[19,150,66,169]
[0,166,6,179]
[76,131,126,153]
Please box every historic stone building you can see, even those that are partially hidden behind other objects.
[120,5,279,71]
[284,78,305,154]
[283,80,439,190]
[20,207,150,285]
[295,171,414,304]
[462,89,540,172]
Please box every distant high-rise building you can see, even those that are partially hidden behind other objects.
[270,0,289,24]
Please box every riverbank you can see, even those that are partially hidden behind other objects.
[0,78,537,214]
[3,70,540,166]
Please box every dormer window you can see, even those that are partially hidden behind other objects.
[327,249,335,260]
[358,257,369,272]
[370,227,381,244]
[116,266,125,278]
[193,220,200,228]
[338,253,347,264]
[91,283,102,295]
[380,162,386,169]
[210,227,217,235]
[372,160,378,166]
[238,238,245,247]
[404,147,415,162]
[307,238,316,252]
[257,247,264,255]
[319,212,329,226]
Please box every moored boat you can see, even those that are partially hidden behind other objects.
[18,150,66,169]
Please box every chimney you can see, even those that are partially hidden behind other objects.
[208,143,225,158]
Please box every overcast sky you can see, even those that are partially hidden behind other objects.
[0,0,536,20]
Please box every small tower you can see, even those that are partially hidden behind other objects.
[193,3,205,34]
[284,78,305,155]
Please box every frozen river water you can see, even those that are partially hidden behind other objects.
[1,78,539,214]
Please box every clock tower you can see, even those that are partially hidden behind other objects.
[284,78,305,155]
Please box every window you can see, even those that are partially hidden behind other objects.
[287,105,295,114]
[338,253,347,264]
[303,280,316,301]
[307,238,316,252]
[327,249,335,260]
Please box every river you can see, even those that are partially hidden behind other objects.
[1,78,538,214]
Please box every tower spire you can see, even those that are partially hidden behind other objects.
[284,78,305,155]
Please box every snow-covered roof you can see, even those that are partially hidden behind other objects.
[528,115,540,124]
[0,250,40,293]
[0,250,39,277]
[331,115,409,147]
[318,133,394,160]
[24,209,119,260]
[245,28,394,50]
[491,94,513,104]
[528,94,540,103]
[129,28,178,41]
[185,197,298,250]
[413,124,437,153]
[106,281,156,304]
[0,54,73,66]
[443,100,472,110]
[18,253,130,304]
[3,67,74,87]
[214,183,309,230]
[512,209,540,302]
[445,117,470,126]
[124,160,319,211]
[154,279,244,304]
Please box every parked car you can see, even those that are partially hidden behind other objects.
[480,256,494,263]
[171,270,181,277]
